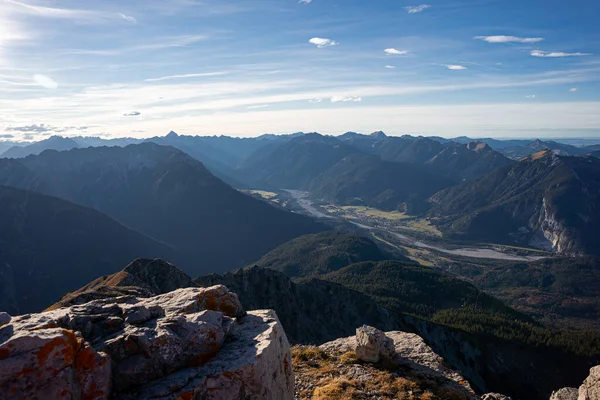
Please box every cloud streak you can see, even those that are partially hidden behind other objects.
[123,111,141,116]
[384,48,408,55]
[119,13,137,24]
[145,72,228,82]
[331,96,362,102]
[405,5,430,13]
[445,65,467,70]
[531,50,591,57]
[475,35,544,43]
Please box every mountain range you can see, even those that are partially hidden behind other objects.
[0,143,325,278]
[430,150,600,255]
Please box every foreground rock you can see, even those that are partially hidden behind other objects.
[0,286,294,400]
[321,325,479,399]
[578,366,600,400]
[549,387,578,400]
[552,366,600,400]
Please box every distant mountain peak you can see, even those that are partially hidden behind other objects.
[466,141,490,152]
[525,149,553,161]
[370,131,387,138]
[166,130,179,138]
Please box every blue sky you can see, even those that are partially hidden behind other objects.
[1,0,599,140]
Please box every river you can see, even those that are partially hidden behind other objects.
[286,190,545,262]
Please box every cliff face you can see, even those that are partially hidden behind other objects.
[0,286,294,400]
[430,152,600,256]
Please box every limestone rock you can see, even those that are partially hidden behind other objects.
[481,394,512,400]
[320,328,477,398]
[579,366,600,400]
[355,325,394,363]
[0,285,293,400]
[129,310,294,400]
[549,387,578,400]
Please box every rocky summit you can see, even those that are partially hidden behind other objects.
[0,286,294,400]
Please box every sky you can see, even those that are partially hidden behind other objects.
[1,0,600,141]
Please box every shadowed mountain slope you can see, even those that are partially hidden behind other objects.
[0,143,325,274]
[0,186,173,314]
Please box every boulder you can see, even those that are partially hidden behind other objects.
[481,394,512,400]
[355,325,394,363]
[579,366,600,400]
[549,387,578,400]
[0,285,294,400]
[320,327,477,398]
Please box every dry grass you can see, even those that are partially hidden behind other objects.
[292,346,472,400]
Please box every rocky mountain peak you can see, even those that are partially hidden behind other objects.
[524,148,553,161]
[166,130,179,138]
[466,141,491,152]
[370,130,387,139]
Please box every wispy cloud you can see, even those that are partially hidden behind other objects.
[6,0,126,24]
[309,98,323,103]
[309,38,339,48]
[299,0,312,3]
[569,88,578,92]
[6,124,88,134]
[405,4,430,13]
[526,94,536,98]
[33,74,58,89]
[62,35,206,56]
[145,72,228,82]
[247,104,269,109]
[119,13,137,24]
[331,96,362,102]
[384,48,408,55]
[475,35,544,44]
[123,111,141,116]
[445,65,467,70]
[385,65,396,69]
[531,50,591,57]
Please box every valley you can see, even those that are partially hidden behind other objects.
[248,188,549,264]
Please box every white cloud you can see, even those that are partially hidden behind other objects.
[526,94,536,98]
[123,111,141,116]
[247,104,269,109]
[331,96,362,103]
[569,88,578,92]
[309,38,338,48]
[531,50,591,57]
[299,0,312,3]
[33,74,58,89]
[385,65,396,69]
[405,4,430,13]
[119,13,137,24]
[309,98,323,103]
[475,35,544,44]
[5,0,124,24]
[384,48,408,55]
[145,72,228,82]
[445,65,467,70]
